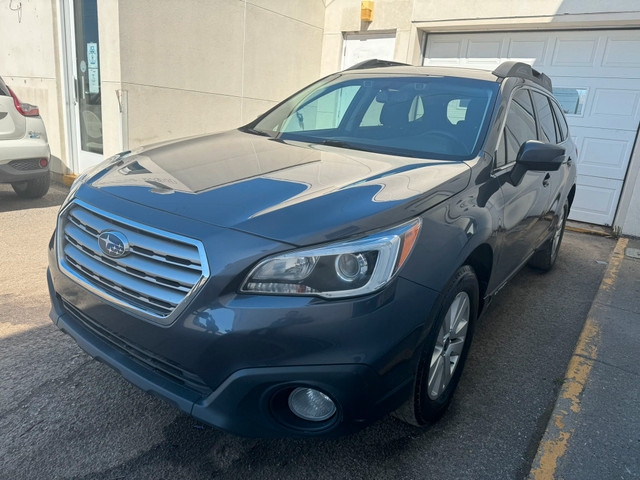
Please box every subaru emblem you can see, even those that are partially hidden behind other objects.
[98,231,130,258]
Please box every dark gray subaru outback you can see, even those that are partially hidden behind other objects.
[48,60,577,437]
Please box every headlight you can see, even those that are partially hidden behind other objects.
[241,218,421,298]
[61,151,131,209]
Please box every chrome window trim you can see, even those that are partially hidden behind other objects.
[56,198,211,326]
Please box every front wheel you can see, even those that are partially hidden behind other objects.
[528,203,568,272]
[394,265,479,426]
[12,173,50,199]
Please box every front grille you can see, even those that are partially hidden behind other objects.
[9,158,42,171]
[61,298,212,396]
[58,200,209,323]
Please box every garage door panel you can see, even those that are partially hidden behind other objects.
[569,176,623,225]
[590,88,640,124]
[424,31,640,78]
[602,37,640,68]
[571,128,636,180]
[466,39,503,65]
[424,37,464,65]
[506,38,549,66]
[552,78,640,130]
[552,37,599,67]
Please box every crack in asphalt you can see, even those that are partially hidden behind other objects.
[573,352,640,377]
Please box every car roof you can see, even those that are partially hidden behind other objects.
[341,65,500,82]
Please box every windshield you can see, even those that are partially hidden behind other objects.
[246,74,499,160]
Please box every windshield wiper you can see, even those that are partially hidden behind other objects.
[319,139,375,153]
[240,126,272,137]
[321,139,358,148]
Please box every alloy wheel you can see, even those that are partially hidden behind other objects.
[427,291,470,400]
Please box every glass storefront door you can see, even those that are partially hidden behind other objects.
[63,0,104,172]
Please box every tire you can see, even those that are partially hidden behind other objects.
[12,173,50,199]
[394,265,479,427]
[528,203,568,272]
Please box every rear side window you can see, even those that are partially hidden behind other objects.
[496,89,537,168]
[532,91,557,144]
[550,101,569,142]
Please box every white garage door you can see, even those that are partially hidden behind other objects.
[423,30,640,226]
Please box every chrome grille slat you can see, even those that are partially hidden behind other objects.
[58,201,209,323]
[64,223,200,290]
[67,215,202,271]
[64,234,191,295]
[65,256,174,314]
[64,243,184,306]
[69,208,201,265]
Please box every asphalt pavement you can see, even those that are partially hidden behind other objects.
[0,183,616,479]
[530,237,640,480]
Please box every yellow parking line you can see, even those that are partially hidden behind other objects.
[529,237,628,480]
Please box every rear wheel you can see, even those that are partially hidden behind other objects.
[394,265,479,426]
[12,173,50,199]
[528,203,568,272]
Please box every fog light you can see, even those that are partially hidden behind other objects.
[288,387,336,422]
[39,158,48,168]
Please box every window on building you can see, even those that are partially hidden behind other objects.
[553,87,587,116]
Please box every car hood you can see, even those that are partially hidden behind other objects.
[86,130,471,246]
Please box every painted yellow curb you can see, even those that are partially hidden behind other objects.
[62,174,77,187]
[564,225,611,237]
[529,237,628,480]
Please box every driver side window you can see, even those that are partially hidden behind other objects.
[496,89,538,168]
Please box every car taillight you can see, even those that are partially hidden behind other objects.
[8,87,39,117]
[39,158,48,168]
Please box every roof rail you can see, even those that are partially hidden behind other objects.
[492,61,553,92]
[344,59,410,71]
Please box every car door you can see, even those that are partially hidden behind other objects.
[530,89,570,236]
[492,88,551,284]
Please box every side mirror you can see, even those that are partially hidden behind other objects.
[510,140,565,186]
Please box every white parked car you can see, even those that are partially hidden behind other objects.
[0,76,50,198]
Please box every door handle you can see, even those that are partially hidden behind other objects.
[543,173,551,187]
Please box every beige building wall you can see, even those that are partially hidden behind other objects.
[0,0,67,174]
[111,0,325,155]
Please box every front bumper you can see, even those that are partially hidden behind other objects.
[47,191,440,437]
[48,266,437,437]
